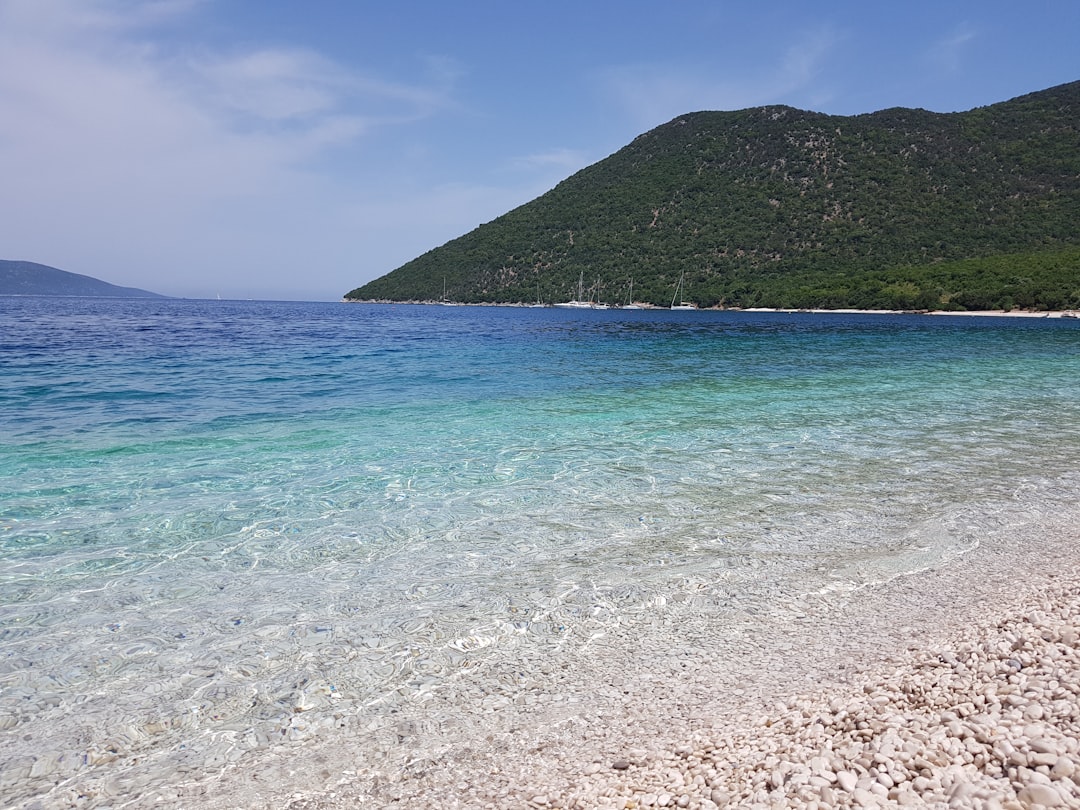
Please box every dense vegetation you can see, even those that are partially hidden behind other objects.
[345,81,1080,310]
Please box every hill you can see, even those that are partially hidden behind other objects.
[345,81,1080,311]
[0,260,166,298]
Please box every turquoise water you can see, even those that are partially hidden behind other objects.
[2,298,1080,805]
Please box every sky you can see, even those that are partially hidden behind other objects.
[1,1,1078,301]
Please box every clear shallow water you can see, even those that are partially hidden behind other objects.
[2,298,1080,806]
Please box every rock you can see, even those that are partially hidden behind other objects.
[1018,783,1064,806]
[852,786,879,806]
[1029,738,1061,756]
[837,770,858,792]
[1030,751,1059,768]
[1051,757,1075,780]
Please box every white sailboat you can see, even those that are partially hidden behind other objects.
[439,277,462,305]
[670,273,697,310]
[622,278,642,309]
[554,272,594,308]
[591,278,610,309]
[527,278,546,307]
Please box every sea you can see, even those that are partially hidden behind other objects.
[2,296,1080,807]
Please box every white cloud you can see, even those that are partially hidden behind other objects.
[189,47,455,134]
[509,148,591,174]
[0,0,203,43]
[0,0,484,299]
[925,24,977,75]
[196,49,344,122]
[598,25,841,128]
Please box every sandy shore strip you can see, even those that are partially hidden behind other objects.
[346,301,1080,318]
[200,513,1080,810]
[738,308,1080,318]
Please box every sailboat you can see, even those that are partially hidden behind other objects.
[591,277,610,309]
[554,271,594,308]
[622,278,642,309]
[440,277,462,306]
[670,273,697,310]
[528,278,546,307]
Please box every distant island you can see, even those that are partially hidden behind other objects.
[345,80,1080,312]
[0,260,166,298]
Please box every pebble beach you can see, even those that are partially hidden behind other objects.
[204,520,1080,810]
[563,570,1080,810]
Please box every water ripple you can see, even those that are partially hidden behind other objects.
[2,299,1080,805]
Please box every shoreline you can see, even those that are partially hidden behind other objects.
[188,516,1080,809]
[342,299,1080,319]
[743,307,1080,319]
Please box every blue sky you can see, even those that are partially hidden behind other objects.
[1,0,1077,301]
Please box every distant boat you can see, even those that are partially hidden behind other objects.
[670,273,697,310]
[591,278,610,309]
[622,278,643,309]
[527,279,546,307]
[440,277,462,306]
[554,271,594,309]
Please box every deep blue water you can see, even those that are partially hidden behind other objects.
[2,297,1080,805]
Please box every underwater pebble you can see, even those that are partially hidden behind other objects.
[13,530,1080,810]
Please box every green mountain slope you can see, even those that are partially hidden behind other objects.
[346,81,1080,310]
[0,260,166,298]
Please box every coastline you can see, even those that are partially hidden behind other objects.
[192,515,1080,809]
[342,299,1080,319]
[743,307,1080,319]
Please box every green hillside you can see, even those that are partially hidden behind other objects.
[345,81,1080,310]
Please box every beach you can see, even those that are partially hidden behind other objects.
[740,308,1080,319]
[171,516,1080,810]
